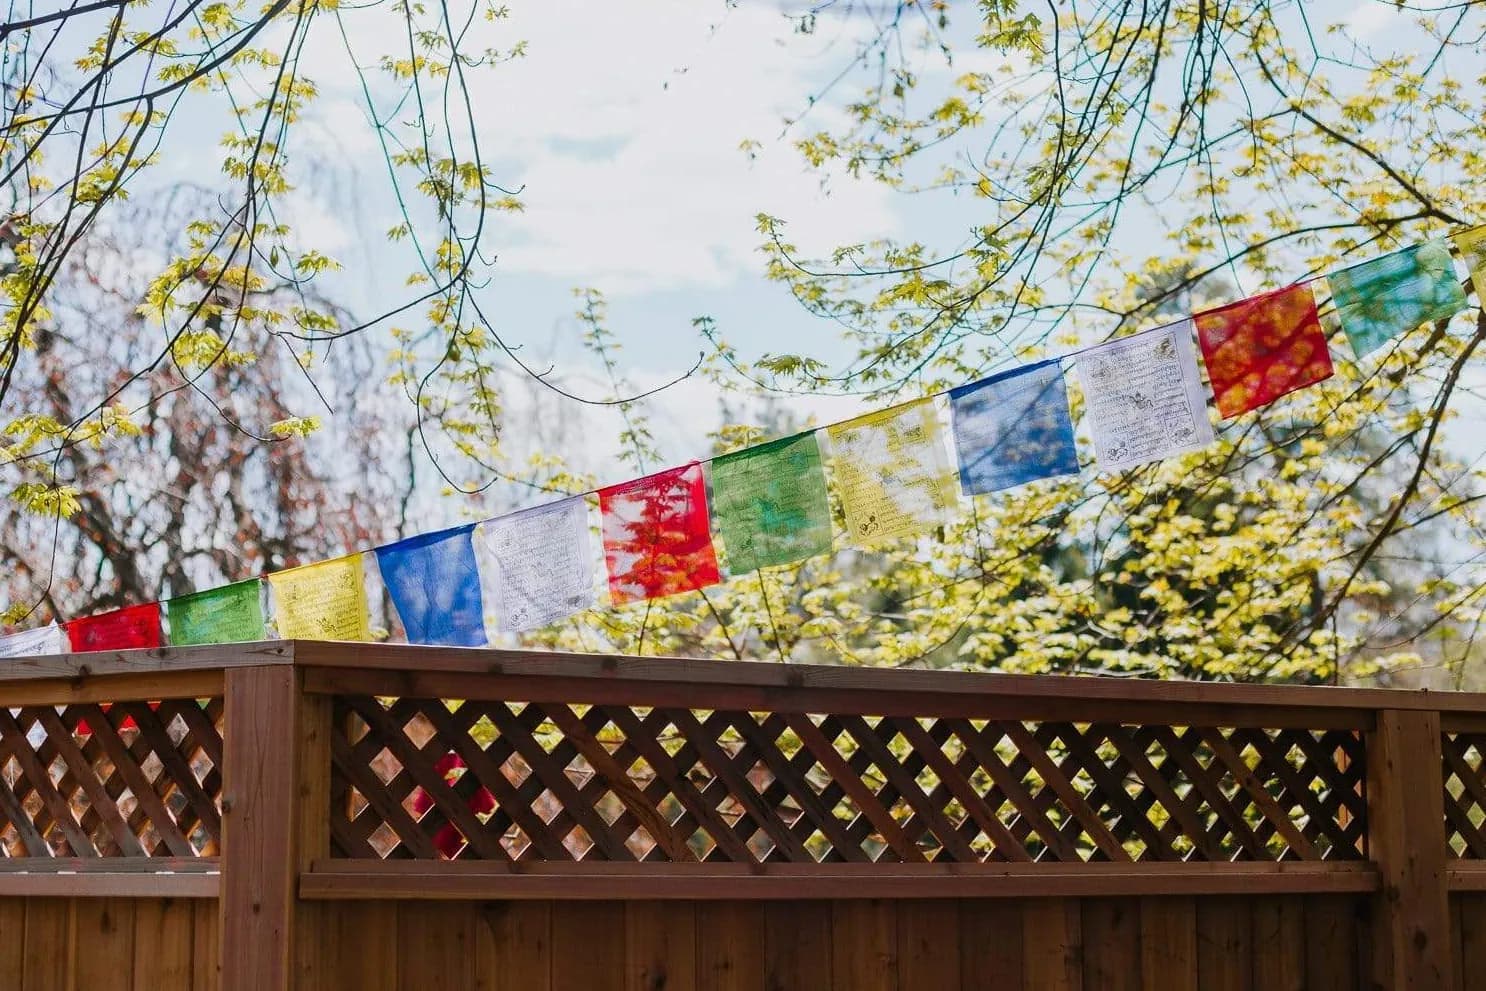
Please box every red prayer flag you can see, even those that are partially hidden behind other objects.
[65,602,162,653]
[598,462,722,605]
[1193,283,1333,419]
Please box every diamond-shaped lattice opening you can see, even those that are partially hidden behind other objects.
[594,790,625,827]
[469,714,499,748]
[370,748,401,786]
[401,713,436,749]
[565,824,596,859]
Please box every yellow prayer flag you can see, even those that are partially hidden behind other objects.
[1455,227,1486,302]
[826,399,959,545]
[266,554,372,641]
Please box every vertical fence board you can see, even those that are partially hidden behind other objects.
[1305,895,1360,991]
[897,900,960,990]
[1022,899,1080,991]
[475,900,551,991]
[0,899,23,988]
[1081,899,1139,990]
[1195,896,1251,991]
[696,901,764,991]
[74,898,134,991]
[626,900,697,991]
[831,898,897,991]
[221,665,297,991]
[1457,895,1486,989]
[396,901,475,991]
[192,899,221,991]
[133,898,193,990]
[764,900,832,991]
[21,897,69,991]
[325,900,397,991]
[1139,896,1197,991]
[960,900,1023,991]
[1251,898,1304,991]
[553,902,625,991]
[1369,709,1451,990]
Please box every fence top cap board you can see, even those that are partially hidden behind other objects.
[1,638,1484,716]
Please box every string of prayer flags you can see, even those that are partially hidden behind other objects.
[376,527,487,647]
[1455,227,1486,301]
[267,555,372,641]
[709,433,833,572]
[166,579,265,646]
[598,463,721,604]
[1077,322,1215,472]
[1327,241,1468,358]
[66,602,161,653]
[826,400,959,545]
[949,361,1079,495]
[0,623,66,657]
[1194,283,1333,419]
[475,498,596,633]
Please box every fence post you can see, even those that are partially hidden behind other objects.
[220,659,327,991]
[1367,708,1453,991]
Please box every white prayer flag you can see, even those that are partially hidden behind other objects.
[475,497,597,634]
[0,623,67,658]
[1076,322,1215,471]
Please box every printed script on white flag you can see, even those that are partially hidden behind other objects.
[1076,322,1215,471]
[476,497,597,633]
[0,623,67,658]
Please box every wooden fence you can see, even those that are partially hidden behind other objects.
[1,641,1485,988]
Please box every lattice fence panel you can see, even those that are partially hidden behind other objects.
[330,696,1367,864]
[0,698,224,858]
[1443,731,1486,858]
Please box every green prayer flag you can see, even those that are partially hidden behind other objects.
[710,433,832,572]
[166,580,266,645]
[1328,240,1467,358]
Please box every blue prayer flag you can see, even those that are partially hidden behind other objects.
[375,526,487,647]
[949,361,1079,495]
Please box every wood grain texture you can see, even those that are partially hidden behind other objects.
[626,900,697,991]
[764,900,832,991]
[396,901,475,991]
[1251,897,1305,991]
[696,901,764,991]
[21,897,70,991]
[1195,896,1251,991]
[294,640,1472,718]
[1369,709,1453,991]
[74,898,134,990]
[323,900,397,991]
[1306,895,1363,991]
[133,897,193,989]
[1139,896,1197,991]
[1081,899,1139,991]
[960,900,1024,991]
[1022,899,1080,991]
[193,898,221,991]
[831,899,897,991]
[0,899,22,989]
[552,902,625,991]
[897,900,959,991]
[220,665,298,991]
[475,900,551,991]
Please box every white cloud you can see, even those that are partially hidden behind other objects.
[316,0,900,294]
